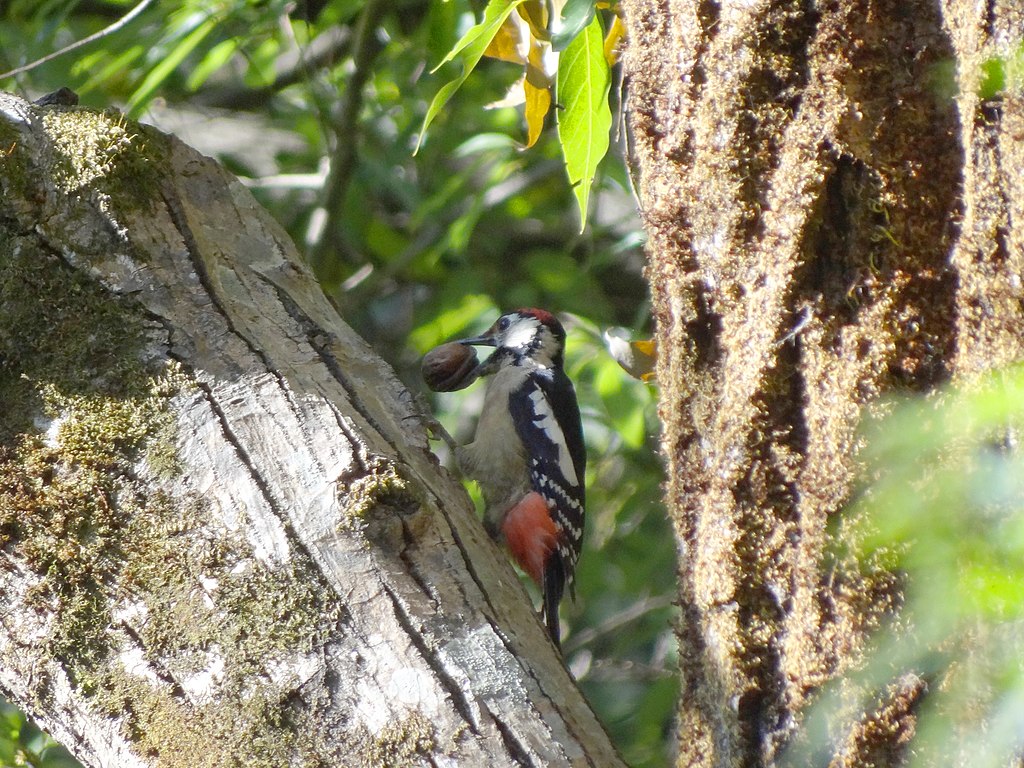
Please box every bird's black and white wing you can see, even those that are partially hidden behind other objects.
[508,368,586,614]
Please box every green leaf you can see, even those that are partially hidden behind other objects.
[127,14,219,115]
[409,295,496,352]
[415,0,526,153]
[186,38,239,91]
[557,13,611,231]
[550,0,596,51]
[75,46,145,96]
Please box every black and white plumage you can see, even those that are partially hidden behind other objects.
[454,308,585,647]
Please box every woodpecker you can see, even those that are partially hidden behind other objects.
[454,308,585,647]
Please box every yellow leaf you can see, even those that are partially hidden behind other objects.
[517,0,549,41]
[484,15,528,64]
[526,37,552,87]
[524,78,551,147]
[523,41,551,147]
[603,328,658,382]
[604,13,626,66]
[632,338,656,356]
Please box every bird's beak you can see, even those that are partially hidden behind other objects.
[456,332,497,347]
[455,328,500,378]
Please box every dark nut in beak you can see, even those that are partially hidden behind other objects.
[422,342,479,392]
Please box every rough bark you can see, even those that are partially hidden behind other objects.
[0,92,622,768]
[619,0,1024,765]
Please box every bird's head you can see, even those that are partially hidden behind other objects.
[458,308,566,370]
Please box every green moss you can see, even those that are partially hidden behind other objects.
[118,492,340,670]
[42,110,136,193]
[39,109,167,215]
[59,484,345,768]
[97,671,303,768]
[96,663,309,768]
[0,250,342,762]
[0,241,146,429]
[339,456,426,555]
[357,713,437,768]
[342,457,416,520]
[38,384,165,471]
[0,229,182,687]
[0,376,189,690]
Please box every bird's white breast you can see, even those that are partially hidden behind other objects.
[458,366,531,518]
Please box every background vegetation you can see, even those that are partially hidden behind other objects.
[787,367,1024,767]
[0,1,674,765]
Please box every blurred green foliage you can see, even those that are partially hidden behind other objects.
[928,41,1023,102]
[789,366,1024,767]
[0,699,81,768]
[0,1,675,766]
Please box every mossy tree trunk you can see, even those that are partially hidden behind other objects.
[0,93,622,768]
[620,0,1024,765]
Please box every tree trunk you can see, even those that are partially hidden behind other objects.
[620,0,1024,765]
[0,92,622,768]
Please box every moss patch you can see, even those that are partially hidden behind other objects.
[341,457,417,520]
[355,713,438,768]
[40,108,167,219]
[42,110,137,194]
[0,241,147,436]
[0,232,181,683]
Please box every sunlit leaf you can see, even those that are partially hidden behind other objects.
[557,13,611,231]
[484,13,527,64]
[186,38,239,91]
[433,1,517,71]
[416,0,527,153]
[603,13,626,66]
[74,46,145,95]
[517,0,549,41]
[523,44,552,147]
[550,0,596,51]
[127,15,218,114]
[523,79,551,148]
[594,357,623,398]
[619,405,647,448]
[244,35,283,88]
[409,295,496,351]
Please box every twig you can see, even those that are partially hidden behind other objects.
[574,657,676,682]
[0,0,156,80]
[307,0,385,268]
[563,593,676,654]
[196,26,352,110]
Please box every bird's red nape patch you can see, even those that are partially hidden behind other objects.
[516,307,557,327]
[501,491,557,585]
[528,309,561,325]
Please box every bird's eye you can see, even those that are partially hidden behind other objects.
[498,317,511,331]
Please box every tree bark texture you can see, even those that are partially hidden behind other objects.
[0,93,622,768]
[620,0,1024,765]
